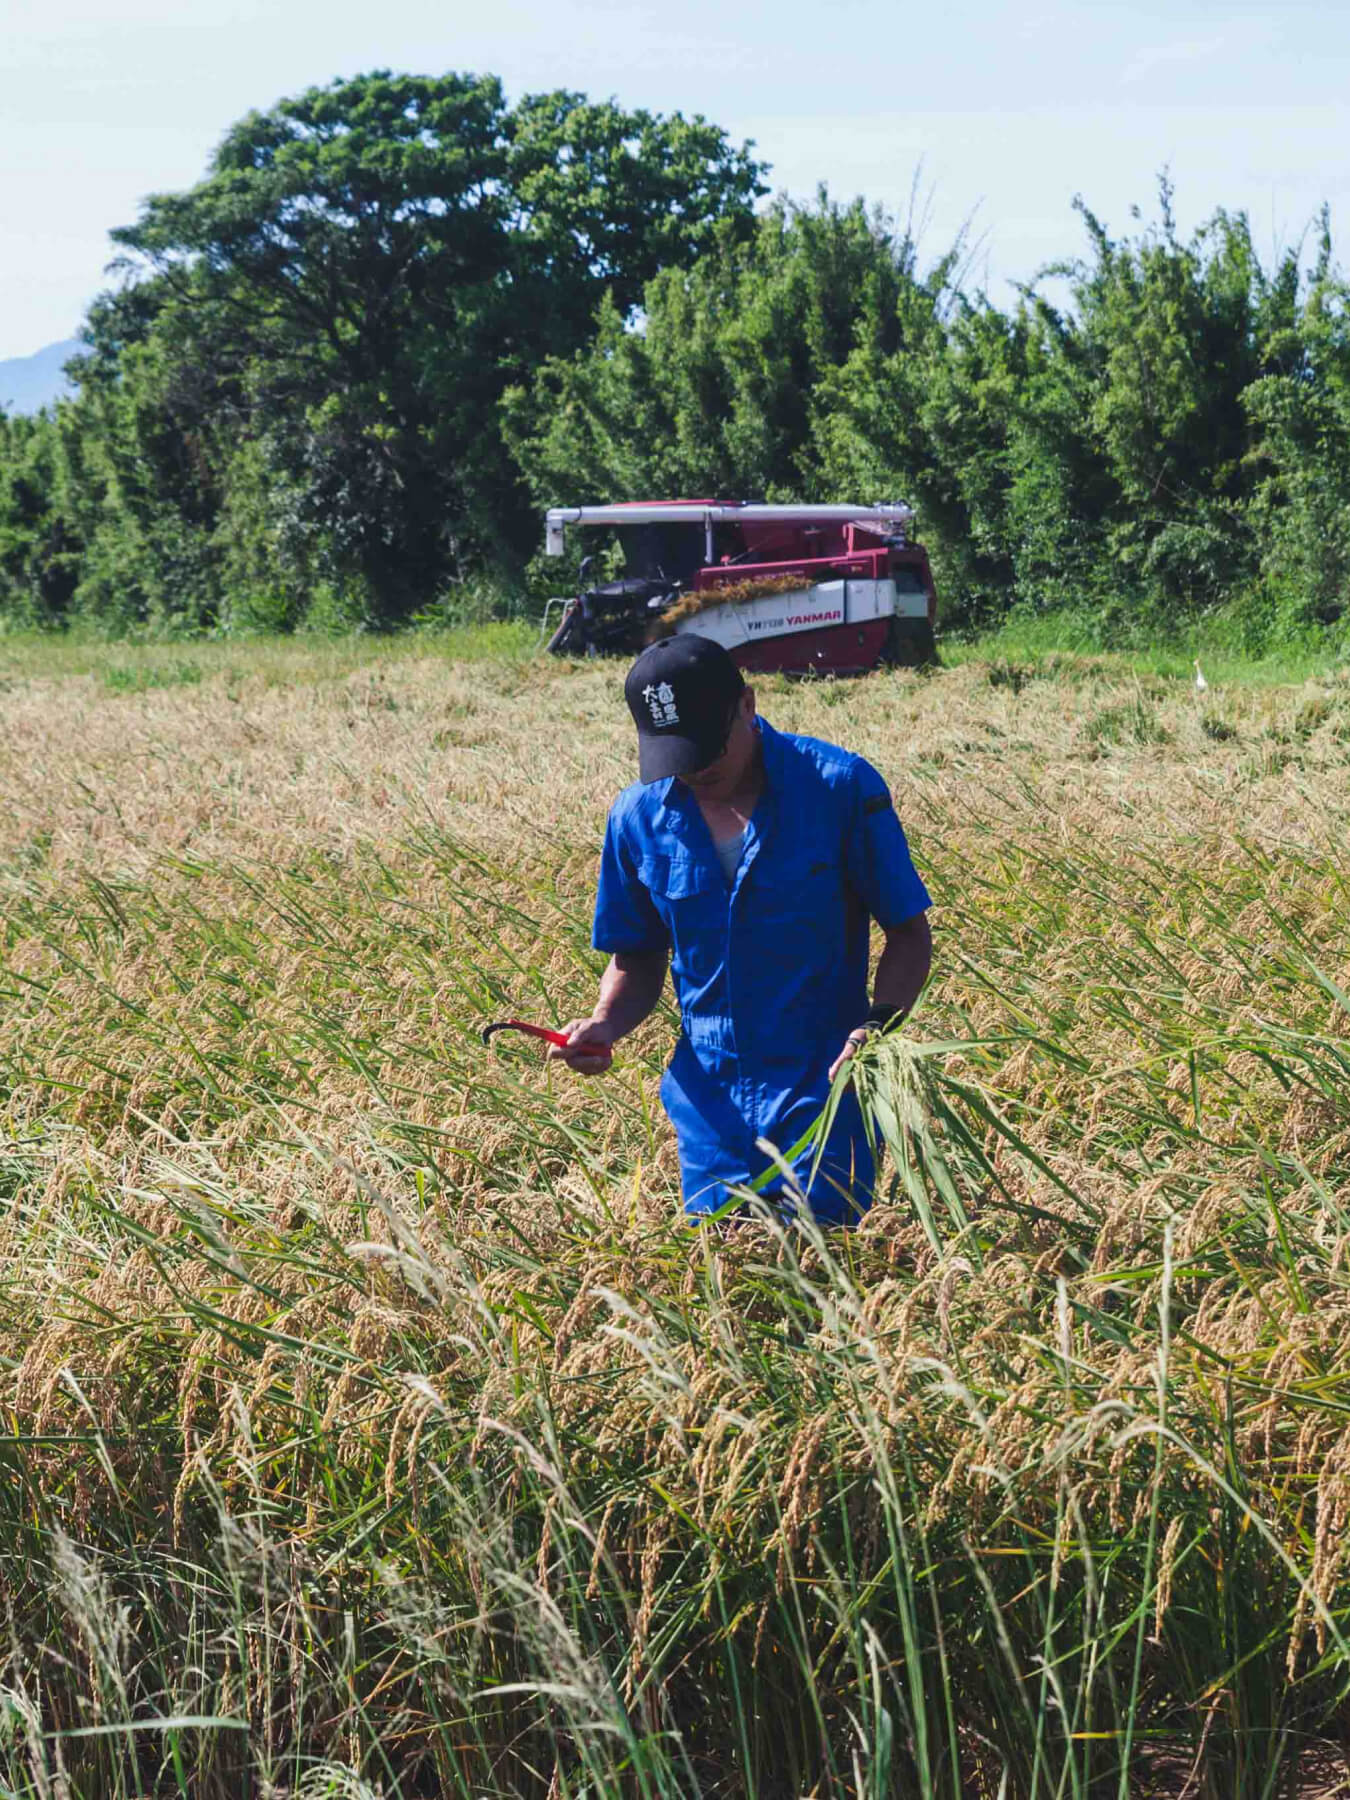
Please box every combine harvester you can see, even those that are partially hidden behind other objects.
[542,501,936,674]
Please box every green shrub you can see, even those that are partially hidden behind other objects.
[100,656,203,693]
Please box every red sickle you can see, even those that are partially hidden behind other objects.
[481,1019,572,1049]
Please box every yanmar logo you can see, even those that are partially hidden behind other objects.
[746,607,843,634]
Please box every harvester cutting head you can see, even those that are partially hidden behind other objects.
[541,501,938,675]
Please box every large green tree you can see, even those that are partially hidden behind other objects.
[98,71,765,625]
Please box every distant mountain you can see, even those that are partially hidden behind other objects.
[0,338,83,415]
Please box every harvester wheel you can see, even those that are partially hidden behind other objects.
[886,618,937,668]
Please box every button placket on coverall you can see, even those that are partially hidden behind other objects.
[593,720,931,1225]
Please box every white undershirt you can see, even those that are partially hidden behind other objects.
[714,827,747,885]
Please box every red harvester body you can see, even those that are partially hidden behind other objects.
[542,501,937,673]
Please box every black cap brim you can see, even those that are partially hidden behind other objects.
[637,730,718,784]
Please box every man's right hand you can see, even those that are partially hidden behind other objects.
[547,1017,616,1075]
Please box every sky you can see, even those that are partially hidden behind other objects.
[3,0,1349,359]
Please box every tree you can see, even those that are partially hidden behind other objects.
[820,183,1330,627]
[505,193,946,507]
[104,71,765,624]
[1243,222,1350,633]
[506,193,988,616]
[0,411,78,625]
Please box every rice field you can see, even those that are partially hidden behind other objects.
[1,631,1349,1797]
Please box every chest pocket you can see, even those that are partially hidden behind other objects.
[641,851,721,910]
[640,852,725,982]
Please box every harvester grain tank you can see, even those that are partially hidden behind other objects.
[542,501,937,673]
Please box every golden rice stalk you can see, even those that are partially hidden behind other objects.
[652,573,810,634]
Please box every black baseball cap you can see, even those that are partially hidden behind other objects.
[624,635,746,783]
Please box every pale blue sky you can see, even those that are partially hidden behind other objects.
[3,0,1348,358]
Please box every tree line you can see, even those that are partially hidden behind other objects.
[1,70,1348,648]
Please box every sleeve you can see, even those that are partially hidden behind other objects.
[592,807,670,955]
[842,756,932,929]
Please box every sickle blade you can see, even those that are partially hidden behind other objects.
[481,1019,570,1049]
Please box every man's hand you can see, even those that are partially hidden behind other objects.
[827,915,933,1081]
[550,951,667,1077]
[828,1027,872,1084]
[547,1017,617,1075]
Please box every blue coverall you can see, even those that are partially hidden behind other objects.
[592,718,931,1225]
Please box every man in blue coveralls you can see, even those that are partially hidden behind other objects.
[549,634,933,1224]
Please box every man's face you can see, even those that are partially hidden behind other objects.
[679,689,758,799]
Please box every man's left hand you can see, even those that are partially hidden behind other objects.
[828,1028,872,1083]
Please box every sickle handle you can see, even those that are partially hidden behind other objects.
[481,1019,572,1049]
